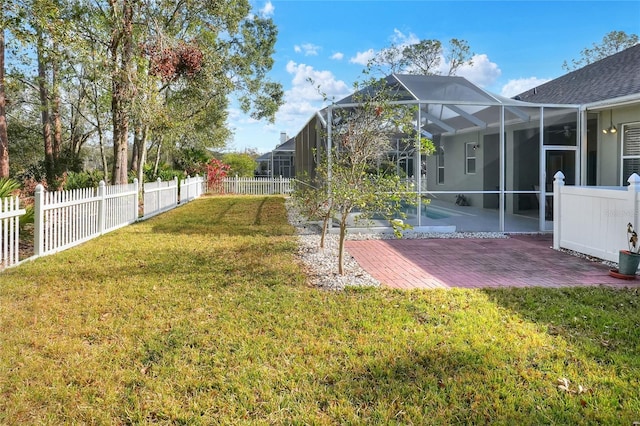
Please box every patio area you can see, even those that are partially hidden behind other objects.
[344,234,640,290]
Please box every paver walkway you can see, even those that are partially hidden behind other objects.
[344,234,640,289]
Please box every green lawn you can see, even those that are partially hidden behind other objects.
[1,195,638,424]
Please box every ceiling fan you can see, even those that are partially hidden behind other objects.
[549,125,576,138]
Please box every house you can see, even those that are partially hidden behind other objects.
[293,44,640,234]
[255,132,296,178]
[515,43,640,187]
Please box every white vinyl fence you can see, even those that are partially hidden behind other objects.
[220,176,292,195]
[1,196,26,268]
[34,180,139,257]
[180,175,206,203]
[143,177,178,218]
[0,176,207,269]
[553,172,640,263]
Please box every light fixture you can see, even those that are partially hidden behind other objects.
[603,110,617,134]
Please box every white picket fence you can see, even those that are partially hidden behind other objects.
[0,196,26,268]
[0,175,206,269]
[142,175,205,218]
[553,172,640,263]
[143,177,178,218]
[180,175,206,203]
[219,176,292,195]
[34,180,139,257]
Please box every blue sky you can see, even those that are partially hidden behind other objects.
[228,0,640,154]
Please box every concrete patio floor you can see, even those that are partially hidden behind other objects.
[344,234,640,290]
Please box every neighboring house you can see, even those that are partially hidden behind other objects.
[292,44,640,233]
[256,133,296,178]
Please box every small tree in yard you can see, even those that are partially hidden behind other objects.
[295,78,434,274]
[291,163,334,249]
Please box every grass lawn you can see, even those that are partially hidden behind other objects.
[1,195,639,424]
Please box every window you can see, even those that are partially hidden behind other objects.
[436,146,445,184]
[465,143,477,174]
[622,123,640,184]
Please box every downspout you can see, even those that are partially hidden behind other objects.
[499,106,505,232]
[539,107,545,232]
[327,106,333,230]
[578,106,587,185]
[417,104,422,227]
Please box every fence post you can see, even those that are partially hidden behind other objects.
[553,171,565,250]
[98,180,106,234]
[155,178,161,213]
[33,184,44,257]
[627,173,640,230]
[174,176,179,206]
[133,178,139,221]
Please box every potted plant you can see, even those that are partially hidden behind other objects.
[615,223,640,278]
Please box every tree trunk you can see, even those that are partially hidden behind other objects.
[137,125,148,184]
[320,210,330,249]
[98,128,109,180]
[110,0,134,185]
[338,210,348,275]
[153,137,162,177]
[0,24,9,178]
[51,47,62,162]
[37,29,55,186]
[130,123,142,172]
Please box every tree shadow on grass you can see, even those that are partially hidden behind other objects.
[321,340,579,424]
[482,286,640,366]
[147,196,294,237]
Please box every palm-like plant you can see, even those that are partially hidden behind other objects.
[0,178,20,198]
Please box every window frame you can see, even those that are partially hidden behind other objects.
[465,142,477,175]
[621,122,640,185]
[436,145,445,185]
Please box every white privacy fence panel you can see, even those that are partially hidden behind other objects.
[221,176,292,195]
[143,177,178,218]
[34,180,139,257]
[0,196,26,268]
[553,172,640,263]
[180,175,205,203]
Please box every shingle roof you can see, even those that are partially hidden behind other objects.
[515,44,640,104]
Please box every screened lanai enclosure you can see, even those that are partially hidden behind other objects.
[294,74,581,233]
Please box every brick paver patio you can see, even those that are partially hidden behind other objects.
[344,234,640,290]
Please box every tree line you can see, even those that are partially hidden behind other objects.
[0,0,283,189]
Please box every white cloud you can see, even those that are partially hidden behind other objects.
[294,43,321,56]
[271,61,351,136]
[349,49,375,65]
[284,60,350,102]
[260,1,274,17]
[331,52,344,60]
[390,29,420,47]
[455,54,502,88]
[500,77,550,98]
